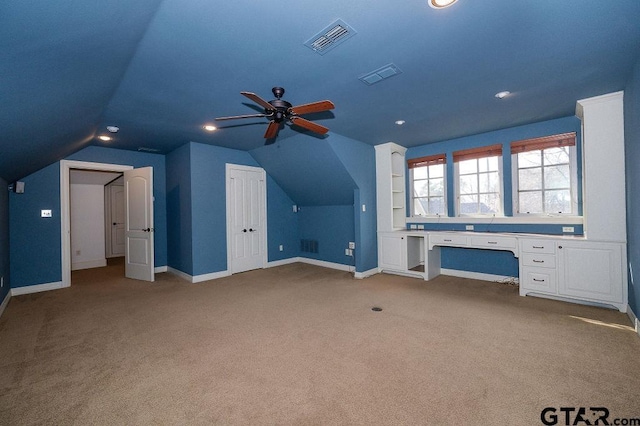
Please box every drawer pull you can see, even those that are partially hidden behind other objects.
[488,241,498,244]
[533,259,545,263]
[532,245,544,249]
[533,278,545,282]
[444,239,452,242]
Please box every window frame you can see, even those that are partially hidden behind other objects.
[511,133,579,217]
[408,154,448,217]
[453,145,504,217]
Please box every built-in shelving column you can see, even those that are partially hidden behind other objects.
[375,142,407,232]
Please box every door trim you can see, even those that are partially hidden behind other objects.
[225,163,268,274]
[60,160,133,288]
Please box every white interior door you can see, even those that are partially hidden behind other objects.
[110,184,125,257]
[124,167,154,281]
[227,165,266,274]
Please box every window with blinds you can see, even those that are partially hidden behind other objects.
[408,154,446,216]
[453,144,503,215]
[511,132,577,215]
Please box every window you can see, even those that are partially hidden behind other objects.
[408,154,446,216]
[511,132,577,215]
[453,144,503,215]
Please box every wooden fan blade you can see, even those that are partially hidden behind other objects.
[264,121,280,139]
[241,92,275,111]
[289,100,335,115]
[289,117,329,135]
[215,113,268,121]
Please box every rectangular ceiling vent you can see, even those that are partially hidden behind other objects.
[138,147,161,153]
[359,63,403,86]
[305,19,357,55]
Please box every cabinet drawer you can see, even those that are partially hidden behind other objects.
[521,267,557,293]
[521,239,556,254]
[522,253,556,269]
[470,236,517,250]
[429,233,468,246]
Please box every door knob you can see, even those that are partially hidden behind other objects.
[243,229,247,232]
[249,228,254,232]
[113,222,117,226]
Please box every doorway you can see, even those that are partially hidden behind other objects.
[60,160,133,287]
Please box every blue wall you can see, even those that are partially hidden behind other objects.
[9,163,62,288]
[166,142,300,276]
[9,147,167,289]
[298,205,355,266]
[166,143,193,275]
[0,178,10,303]
[624,58,640,314]
[329,135,378,273]
[405,116,582,277]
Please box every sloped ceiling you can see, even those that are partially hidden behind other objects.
[2,1,640,183]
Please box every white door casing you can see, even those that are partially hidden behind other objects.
[226,164,267,274]
[109,184,125,257]
[124,167,155,282]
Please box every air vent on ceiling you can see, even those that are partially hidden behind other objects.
[304,19,357,55]
[359,63,403,85]
[138,147,161,153]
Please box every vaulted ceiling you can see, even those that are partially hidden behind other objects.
[2,0,640,183]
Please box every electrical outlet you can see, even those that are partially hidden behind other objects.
[417,224,424,230]
[466,225,474,231]
[292,205,298,213]
[41,209,52,218]
[279,245,283,251]
[345,248,350,256]
[562,226,574,233]
[362,204,366,212]
[410,224,417,229]
[348,242,355,249]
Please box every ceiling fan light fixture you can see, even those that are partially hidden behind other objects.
[428,0,458,9]
[495,91,511,99]
[203,124,217,132]
[395,120,406,125]
[98,135,112,141]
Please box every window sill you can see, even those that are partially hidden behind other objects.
[407,215,584,225]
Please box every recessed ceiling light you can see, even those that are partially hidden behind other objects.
[98,135,111,141]
[395,120,406,125]
[106,126,119,133]
[495,91,511,99]
[203,125,217,132]
[428,0,458,9]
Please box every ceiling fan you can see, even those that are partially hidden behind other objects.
[215,87,335,139]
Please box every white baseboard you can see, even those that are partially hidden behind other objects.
[167,267,230,283]
[266,257,300,268]
[627,305,640,339]
[441,268,519,284]
[154,266,168,273]
[72,258,107,271]
[11,281,64,296]
[354,267,378,279]
[0,290,10,318]
[298,257,353,272]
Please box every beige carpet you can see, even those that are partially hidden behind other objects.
[1,260,639,425]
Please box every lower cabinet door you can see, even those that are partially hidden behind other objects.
[557,241,624,304]
[379,233,406,271]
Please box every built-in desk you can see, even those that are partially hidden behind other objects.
[377,230,627,312]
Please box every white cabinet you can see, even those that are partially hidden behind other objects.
[378,232,407,272]
[375,143,407,232]
[576,91,626,242]
[557,240,625,310]
[520,237,627,312]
